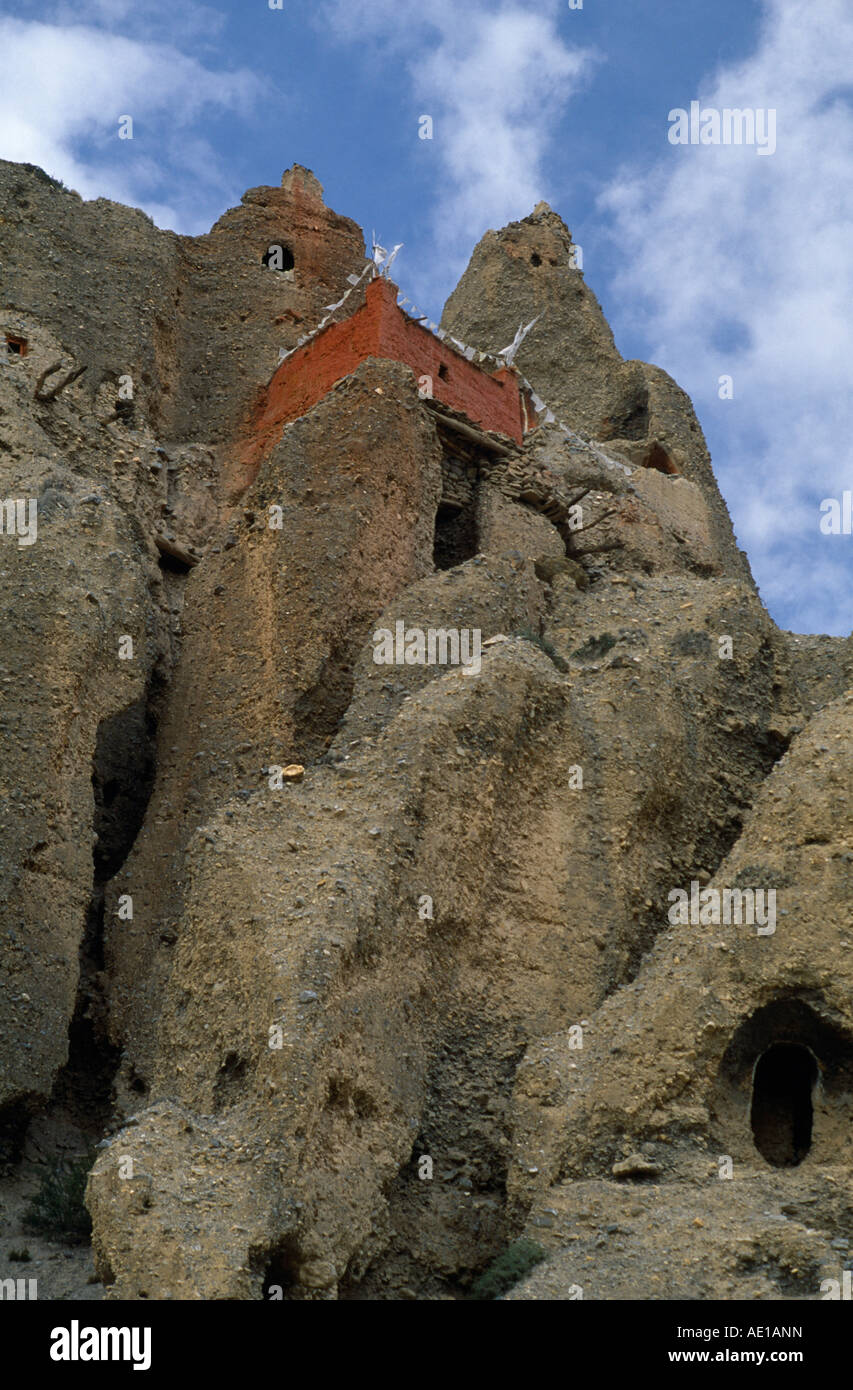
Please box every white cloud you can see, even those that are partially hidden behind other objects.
[600,0,853,635]
[0,17,262,232]
[323,0,594,295]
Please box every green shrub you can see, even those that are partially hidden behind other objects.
[8,1248,31,1262]
[23,1152,94,1245]
[468,1239,546,1300]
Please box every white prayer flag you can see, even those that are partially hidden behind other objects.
[498,313,542,366]
[372,238,403,277]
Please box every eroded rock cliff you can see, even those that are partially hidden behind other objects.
[1,163,849,1301]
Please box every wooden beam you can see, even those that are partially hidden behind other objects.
[422,400,516,458]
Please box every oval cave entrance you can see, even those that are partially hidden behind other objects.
[262,243,295,272]
[750,1042,817,1168]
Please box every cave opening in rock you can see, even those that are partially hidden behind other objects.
[91,696,158,882]
[257,1236,302,1300]
[750,1042,817,1167]
[6,334,28,357]
[50,690,161,1135]
[0,1099,34,1169]
[291,635,357,763]
[157,547,193,575]
[712,996,853,1170]
[433,499,478,571]
[642,441,679,475]
[262,243,295,272]
[213,1053,250,1111]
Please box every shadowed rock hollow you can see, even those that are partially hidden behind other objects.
[1,163,851,1301]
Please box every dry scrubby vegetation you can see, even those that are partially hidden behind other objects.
[23,1153,95,1245]
[468,1240,547,1299]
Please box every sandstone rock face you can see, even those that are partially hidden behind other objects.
[1,161,850,1303]
[508,693,853,1300]
[511,692,853,1183]
[103,358,445,1089]
[0,159,365,1129]
[0,159,365,450]
[0,338,174,1122]
[441,204,753,586]
[442,205,625,440]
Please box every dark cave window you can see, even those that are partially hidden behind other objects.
[6,334,28,357]
[751,1042,817,1167]
[530,253,542,266]
[262,243,295,272]
[438,363,449,381]
[643,441,679,475]
[259,1238,301,1300]
[102,778,120,808]
[157,548,193,575]
[213,1052,250,1111]
[91,698,157,882]
[433,501,478,571]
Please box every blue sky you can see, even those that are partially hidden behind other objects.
[1,0,851,636]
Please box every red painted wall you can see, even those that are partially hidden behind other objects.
[253,276,531,449]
